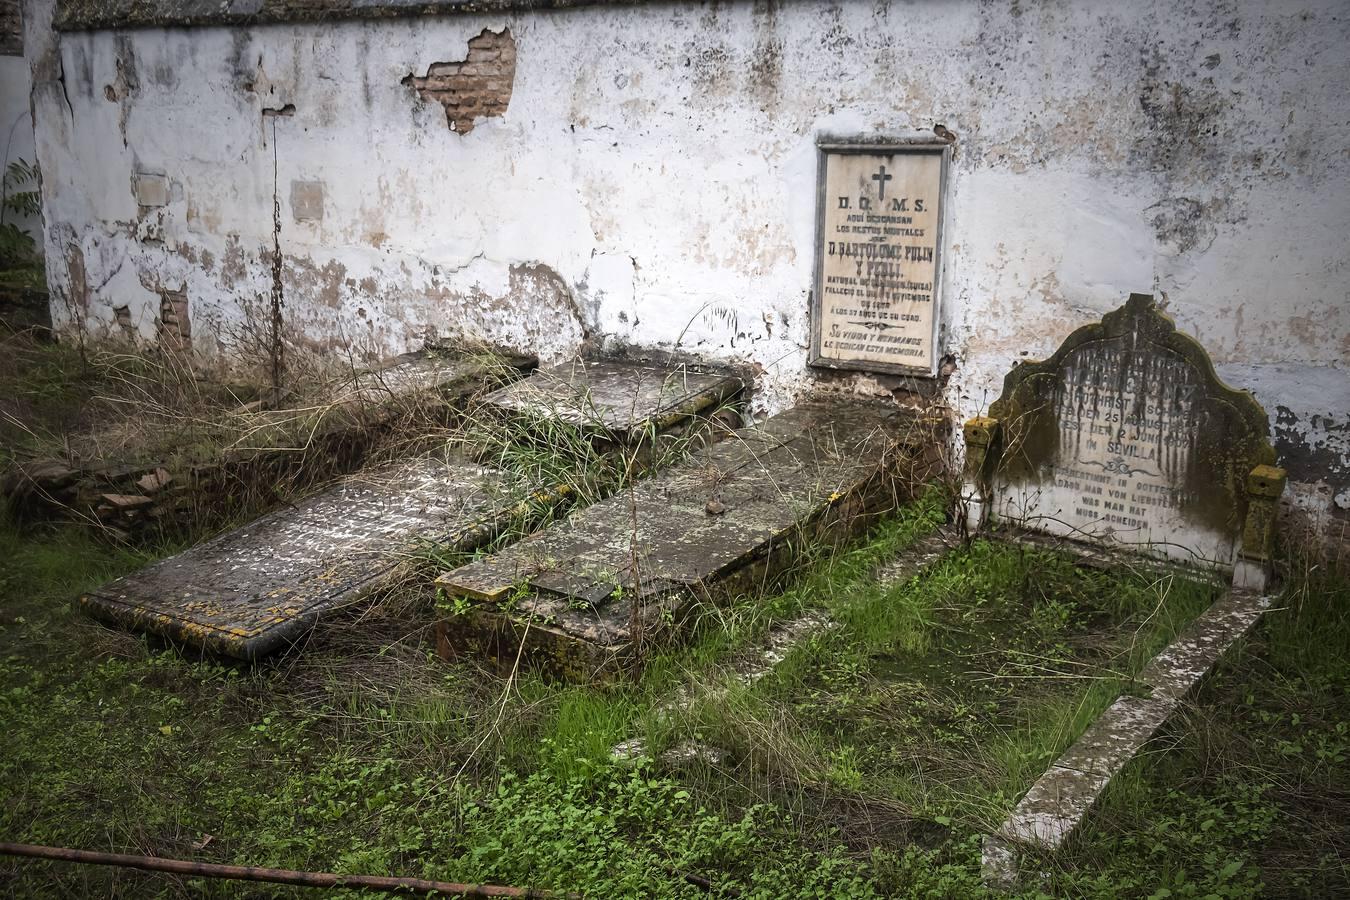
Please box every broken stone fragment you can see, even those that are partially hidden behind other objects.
[98,493,155,510]
[136,468,174,493]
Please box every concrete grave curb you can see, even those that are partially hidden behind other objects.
[983,588,1274,889]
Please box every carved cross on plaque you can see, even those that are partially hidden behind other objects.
[871,165,893,200]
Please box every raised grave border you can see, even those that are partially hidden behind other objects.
[982,586,1275,889]
[963,293,1289,886]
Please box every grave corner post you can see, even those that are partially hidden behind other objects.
[981,833,1022,890]
[961,416,1000,534]
[1233,464,1287,592]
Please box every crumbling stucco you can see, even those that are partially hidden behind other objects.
[403,28,515,134]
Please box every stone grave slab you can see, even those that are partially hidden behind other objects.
[226,349,535,457]
[80,360,743,659]
[3,348,534,532]
[435,402,943,680]
[967,293,1281,575]
[482,359,742,441]
[356,349,528,405]
[80,458,529,659]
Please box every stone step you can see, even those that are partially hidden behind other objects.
[79,359,742,660]
[434,402,946,680]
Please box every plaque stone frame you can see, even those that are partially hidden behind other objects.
[809,136,951,378]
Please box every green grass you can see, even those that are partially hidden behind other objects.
[1038,550,1350,898]
[0,513,891,897]
[0,485,1346,897]
[661,538,1219,828]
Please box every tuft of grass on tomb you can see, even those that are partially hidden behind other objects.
[0,326,532,542]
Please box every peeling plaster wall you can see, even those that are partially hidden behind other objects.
[26,0,1350,520]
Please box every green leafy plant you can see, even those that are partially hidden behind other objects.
[3,157,41,220]
[1,157,41,270]
[0,222,37,269]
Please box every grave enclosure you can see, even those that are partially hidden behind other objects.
[960,293,1287,885]
[963,293,1286,590]
[69,124,1290,886]
[81,134,957,667]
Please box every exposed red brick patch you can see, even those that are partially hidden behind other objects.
[65,244,89,311]
[112,304,135,338]
[157,289,191,354]
[402,28,516,135]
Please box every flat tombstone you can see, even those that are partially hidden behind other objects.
[988,293,1276,570]
[810,138,950,377]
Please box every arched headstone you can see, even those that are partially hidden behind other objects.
[963,293,1285,587]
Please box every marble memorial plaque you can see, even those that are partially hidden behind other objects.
[989,294,1276,569]
[810,140,949,377]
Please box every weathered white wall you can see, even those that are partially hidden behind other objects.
[27,0,1350,520]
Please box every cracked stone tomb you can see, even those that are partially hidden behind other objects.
[80,358,742,660]
[960,294,1288,887]
[434,401,944,680]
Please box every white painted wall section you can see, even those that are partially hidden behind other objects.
[23,0,1350,519]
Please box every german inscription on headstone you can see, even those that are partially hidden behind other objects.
[981,294,1277,569]
[810,140,949,377]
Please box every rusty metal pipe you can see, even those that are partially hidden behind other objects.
[0,842,560,898]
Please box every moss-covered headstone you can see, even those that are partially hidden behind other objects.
[964,293,1283,584]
